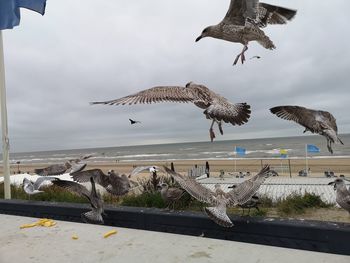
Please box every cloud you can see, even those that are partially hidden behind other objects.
[1,0,349,152]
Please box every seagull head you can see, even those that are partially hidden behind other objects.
[157,182,168,190]
[328,178,345,190]
[195,26,213,42]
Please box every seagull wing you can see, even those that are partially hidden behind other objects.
[71,169,108,187]
[52,180,91,201]
[33,176,57,190]
[204,101,251,126]
[130,166,161,177]
[89,177,103,210]
[270,105,325,133]
[318,110,338,132]
[164,166,216,205]
[223,0,258,25]
[257,3,297,27]
[167,188,185,200]
[34,164,68,176]
[226,165,270,205]
[90,86,200,105]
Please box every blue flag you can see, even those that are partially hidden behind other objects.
[0,0,46,30]
[235,147,246,156]
[307,144,320,153]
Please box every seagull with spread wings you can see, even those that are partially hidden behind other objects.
[34,155,92,176]
[23,177,57,195]
[195,0,297,65]
[270,106,344,154]
[164,165,270,227]
[53,177,105,224]
[90,82,251,142]
[71,169,132,196]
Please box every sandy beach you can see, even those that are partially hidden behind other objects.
[3,157,350,177]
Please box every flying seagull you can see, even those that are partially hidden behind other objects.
[53,177,105,224]
[23,177,57,195]
[34,155,91,176]
[270,106,344,154]
[90,82,251,142]
[195,0,297,65]
[71,169,134,196]
[164,165,270,227]
[328,178,350,214]
[129,118,141,125]
[158,182,185,211]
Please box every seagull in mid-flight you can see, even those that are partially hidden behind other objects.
[164,165,270,227]
[90,82,251,142]
[270,105,344,154]
[195,0,297,65]
[53,177,105,224]
[23,177,57,195]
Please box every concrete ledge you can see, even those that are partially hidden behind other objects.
[0,199,349,255]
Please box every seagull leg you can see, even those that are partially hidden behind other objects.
[327,139,333,154]
[233,45,249,65]
[217,121,223,135]
[209,120,216,142]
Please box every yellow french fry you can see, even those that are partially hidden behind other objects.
[72,234,79,240]
[20,223,37,229]
[103,230,117,238]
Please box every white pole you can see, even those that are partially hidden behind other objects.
[234,146,237,173]
[305,144,308,176]
[0,31,11,199]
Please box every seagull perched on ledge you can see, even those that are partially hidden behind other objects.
[164,165,270,227]
[90,82,251,142]
[329,178,350,214]
[53,177,105,224]
[270,105,344,154]
[195,0,296,65]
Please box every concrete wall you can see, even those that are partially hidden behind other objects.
[0,199,349,255]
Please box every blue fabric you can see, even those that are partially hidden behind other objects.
[0,0,46,30]
[307,144,320,153]
[235,147,246,156]
[280,154,288,159]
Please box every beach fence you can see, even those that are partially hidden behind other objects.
[199,177,350,204]
[188,164,209,178]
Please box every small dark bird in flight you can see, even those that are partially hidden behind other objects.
[250,56,261,60]
[129,118,141,125]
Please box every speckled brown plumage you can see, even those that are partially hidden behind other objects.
[91,82,251,141]
[195,0,297,65]
[270,105,343,154]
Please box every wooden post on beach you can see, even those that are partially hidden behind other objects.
[260,159,263,169]
[205,161,210,177]
[170,162,175,183]
[288,159,292,178]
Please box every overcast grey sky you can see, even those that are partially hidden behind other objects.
[2,0,350,152]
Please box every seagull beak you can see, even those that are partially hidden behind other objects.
[328,182,335,185]
[195,35,202,42]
